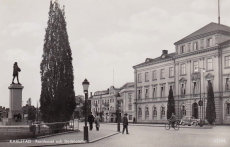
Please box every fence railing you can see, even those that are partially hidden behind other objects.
[30,119,79,137]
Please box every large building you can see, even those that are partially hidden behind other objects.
[89,82,135,122]
[133,22,230,124]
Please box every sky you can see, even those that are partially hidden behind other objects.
[0,0,229,107]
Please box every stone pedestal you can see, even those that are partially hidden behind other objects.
[3,84,24,125]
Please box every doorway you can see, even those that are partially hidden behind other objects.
[192,103,198,119]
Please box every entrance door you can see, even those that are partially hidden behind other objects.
[192,103,198,119]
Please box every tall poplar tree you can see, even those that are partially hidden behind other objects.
[206,81,216,125]
[167,88,175,119]
[40,1,76,125]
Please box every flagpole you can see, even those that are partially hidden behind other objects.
[218,0,220,24]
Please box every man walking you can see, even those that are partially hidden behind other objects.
[122,113,129,134]
[88,112,94,131]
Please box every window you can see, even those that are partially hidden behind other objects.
[227,103,230,115]
[161,106,165,116]
[153,107,157,116]
[138,89,142,99]
[129,104,132,110]
[193,61,198,72]
[145,72,149,81]
[207,38,213,47]
[193,42,198,50]
[138,73,142,82]
[181,105,186,116]
[181,64,186,75]
[161,69,165,79]
[207,58,213,70]
[145,107,149,119]
[181,46,185,53]
[152,70,157,80]
[193,82,198,95]
[225,56,230,68]
[181,84,186,95]
[153,87,157,98]
[169,67,174,77]
[225,78,230,91]
[129,115,132,120]
[160,86,165,97]
[128,94,132,102]
[145,88,149,98]
[138,108,142,118]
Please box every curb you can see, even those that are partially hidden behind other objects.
[102,123,213,129]
[27,132,120,147]
[89,132,120,143]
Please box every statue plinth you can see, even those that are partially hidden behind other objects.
[3,84,24,125]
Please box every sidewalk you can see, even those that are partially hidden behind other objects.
[102,122,214,129]
[0,127,119,147]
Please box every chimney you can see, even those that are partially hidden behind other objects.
[162,50,168,55]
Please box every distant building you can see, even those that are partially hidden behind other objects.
[133,22,230,124]
[89,82,135,122]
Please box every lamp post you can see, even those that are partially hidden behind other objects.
[82,79,89,142]
[116,93,121,132]
[195,68,205,127]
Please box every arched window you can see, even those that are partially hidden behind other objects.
[145,107,149,119]
[181,105,186,116]
[153,106,157,118]
[138,108,142,119]
[110,106,112,111]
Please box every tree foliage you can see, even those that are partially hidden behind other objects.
[206,81,216,124]
[28,106,36,121]
[167,88,175,119]
[40,1,76,125]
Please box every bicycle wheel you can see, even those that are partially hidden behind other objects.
[174,123,180,131]
[165,124,170,130]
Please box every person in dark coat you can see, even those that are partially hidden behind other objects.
[12,62,21,84]
[169,113,176,128]
[122,113,129,134]
[88,112,94,130]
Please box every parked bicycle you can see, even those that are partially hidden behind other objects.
[165,119,180,131]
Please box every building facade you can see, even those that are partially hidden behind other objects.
[89,82,135,122]
[133,22,230,124]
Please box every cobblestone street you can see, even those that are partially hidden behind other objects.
[0,122,229,147]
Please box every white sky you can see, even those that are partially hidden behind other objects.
[0,0,229,107]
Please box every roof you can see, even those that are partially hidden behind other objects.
[175,22,230,45]
[133,52,176,69]
[220,39,230,46]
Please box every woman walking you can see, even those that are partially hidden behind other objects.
[95,114,100,131]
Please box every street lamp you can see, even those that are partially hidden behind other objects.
[195,67,205,127]
[82,79,90,142]
[116,93,121,132]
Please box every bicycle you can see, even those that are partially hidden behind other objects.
[165,120,180,131]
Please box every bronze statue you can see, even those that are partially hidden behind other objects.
[12,62,21,84]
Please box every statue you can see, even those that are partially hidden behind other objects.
[12,62,21,84]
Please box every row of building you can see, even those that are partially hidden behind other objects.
[89,22,230,124]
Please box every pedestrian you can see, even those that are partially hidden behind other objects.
[95,113,100,131]
[122,113,129,134]
[133,117,136,124]
[88,112,94,131]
